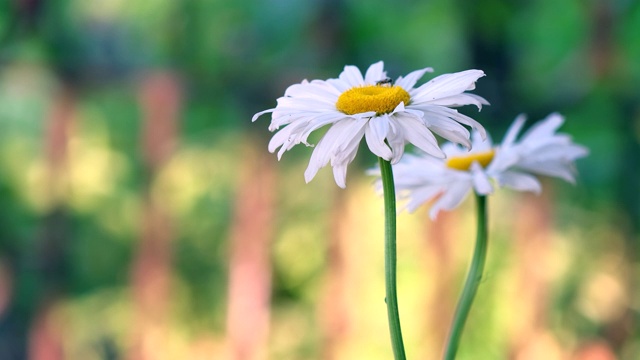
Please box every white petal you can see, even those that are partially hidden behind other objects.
[501,114,527,148]
[521,112,564,143]
[273,94,336,113]
[415,105,487,141]
[304,117,368,184]
[364,116,393,160]
[487,148,519,174]
[386,118,406,163]
[268,111,347,159]
[331,124,367,187]
[439,142,466,157]
[403,186,443,213]
[285,82,341,105]
[395,67,433,89]
[471,130,493,151]
[268,111,308,131]
[252,108,275,122]
[518,141,579,162]
[364,61,386,84]
[411,70,486,104]
[331,131,362,188]
[350,110,378,119]
[424,93,489,110]
[395,114,445,158]
[516,161,578,183]
[495,171,542,193]
[430,181,472,219]
[268,123,304,158]
[297,112,349,143]
[326,77,353,93]
[333,123,367,165]
[332,164,348,188]
[562,144,590,159]
[470,162,493,195]
[339,65,365,87]
[427,123,471,149]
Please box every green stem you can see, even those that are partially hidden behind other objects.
[443,194,488,360]
[378,158,407,360]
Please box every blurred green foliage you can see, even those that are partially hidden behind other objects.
[0,0,639,359]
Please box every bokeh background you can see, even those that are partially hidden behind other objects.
[0,0,639,359]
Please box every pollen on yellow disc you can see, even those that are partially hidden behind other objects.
[446,149,496,171]
[335,85,411,115]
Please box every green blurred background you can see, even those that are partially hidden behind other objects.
[0,0,639,359]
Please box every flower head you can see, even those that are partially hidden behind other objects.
[382,113,589,219]
[253,61,488,188]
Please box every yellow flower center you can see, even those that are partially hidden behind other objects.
[446,149,496,171]
[335,85,410,115]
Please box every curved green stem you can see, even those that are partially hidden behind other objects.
[378,158,407,360]
[443,194,488,360]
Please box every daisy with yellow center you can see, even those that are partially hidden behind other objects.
[384,112,589,219]
[252,61,488,188]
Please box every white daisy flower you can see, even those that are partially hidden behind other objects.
[488,113,590,190]
[252,61,488,188]
[384,113,589,219]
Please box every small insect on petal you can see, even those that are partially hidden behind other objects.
[376,77,394,87]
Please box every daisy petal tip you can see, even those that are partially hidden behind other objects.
[476,98,491,110]
[252,109,274,122]
[251,113,263,122]
[514,113,528,125]
[333,171,347,188]
[334,176,347,188]
[546,112,566,126]
[470,69,486,79]
[477,127,488,140]
[467,70,487,87]
[457,138,472,150]
[303,168,317,184]
[429,148,446,159]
